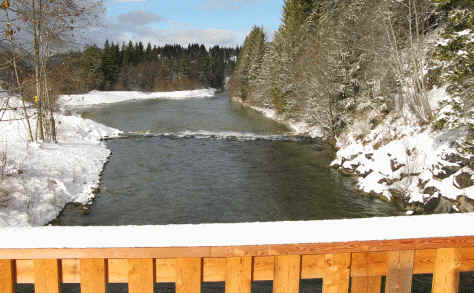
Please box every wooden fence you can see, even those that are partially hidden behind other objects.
[0,217,473,293]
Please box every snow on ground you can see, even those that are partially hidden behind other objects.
[0,213,472,248]
[0,97,121,226]
[0,89,221,226]
[231,97,324,138]
[331,86,473,211]
[59,88,216,107]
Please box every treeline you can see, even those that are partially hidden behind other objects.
[228,0,472,140]
[52,41,240,94]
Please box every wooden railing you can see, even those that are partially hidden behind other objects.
[0,214,473,293]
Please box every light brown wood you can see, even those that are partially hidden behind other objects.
[226,257,252,293]
[413,249,435,274]
[460,247,474,271]
[301,254,325,279]
[351,251,389,277]
[273,255,301,293]
[204,258,226,282]
[156,258,176,283]
[385,250,414,293]
[322,253,350,293]
[176,258,202,293]
[62,259,80,283]
[2,236,473,259]
[128,259,154,293]
[253,256,274,281]
[16,259,34,283]
[108,259,128,283]
[351,276,382,293]
[0,260,15,293]
[33,259,60,293]
[432,248,461,293]
[80,259,107,293]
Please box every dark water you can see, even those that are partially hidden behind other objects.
[55,93,400,225]
[19,93,473,292]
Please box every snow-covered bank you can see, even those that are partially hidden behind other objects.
[231,96,324,138]
[59,88,216,107]
[331,86,473,213]
[0,97,121,226]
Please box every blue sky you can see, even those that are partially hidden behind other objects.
[98,0,285,47]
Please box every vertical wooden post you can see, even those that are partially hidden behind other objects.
[0,260,15,293]
[273,255,301,293]
[128,259,155,293]
[385,250,414,293]
[351,277,382,293]
[80,259,107,293]
[323,253,351,293]
[176,258,202,293]
[226,257,252,293]
[34,259,61,293]
[432,248,461,293]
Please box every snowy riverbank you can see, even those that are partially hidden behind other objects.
[59,88,216,107]
[0,89,216,226]
[231,96,324,138]
[232,88,473,214]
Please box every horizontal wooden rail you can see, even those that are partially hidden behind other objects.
[0,214,473,293]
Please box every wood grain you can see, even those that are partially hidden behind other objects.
[273,255,301,293]
[176,258,202,293]
[385,250,414,293]
[128,259,154,293]
[432,248,461,293]
[351,277,382,293]
[225,257,252,293]
[2,236,473,259]
[322,253,350,293]
[0,260,15,293]
[80,259,107,293]
[33,259,61,293]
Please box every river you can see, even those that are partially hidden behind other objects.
[18,92,472,292]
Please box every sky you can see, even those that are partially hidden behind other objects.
[95,0,285,48]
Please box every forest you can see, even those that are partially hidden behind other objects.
[51,41,240,94]
[228,0,473,142]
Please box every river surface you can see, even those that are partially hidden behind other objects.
[55,92,400,225]
[23,92,471,293]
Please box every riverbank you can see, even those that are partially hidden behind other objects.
[0,89,217,226]
[231,89,474,214]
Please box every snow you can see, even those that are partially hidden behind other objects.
[0,213,472,248]
[59,88,216,107]
[0,96,121,226]
[231,97,324,138]
[332,86,474,205]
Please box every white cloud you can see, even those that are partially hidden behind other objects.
[118,11,162,25]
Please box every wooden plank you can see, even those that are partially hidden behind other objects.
[0,260,15,293]
[176,258,202,293]
[62,259,80,283]
[204,258,226,282]
[460,247,474,271]
[226,257,252,293]
[253,256,274,281]
[385,250,414,293]
[80,259,107,293]
[322,253,351,293]
[413,249,435,275]
[273,255,301,293]
[301,254,325,279]
[432,248,461,293]
[351,277,382,293]
[33,259,61,293]
[156,258,176,283]
[128,259,154,293]
[1,236,473,259]
[108,259,128,283]
[16,259,34,283]
[351,252,389,277]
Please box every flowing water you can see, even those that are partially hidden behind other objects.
[55,92,400,225]
[24,92,471,293]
